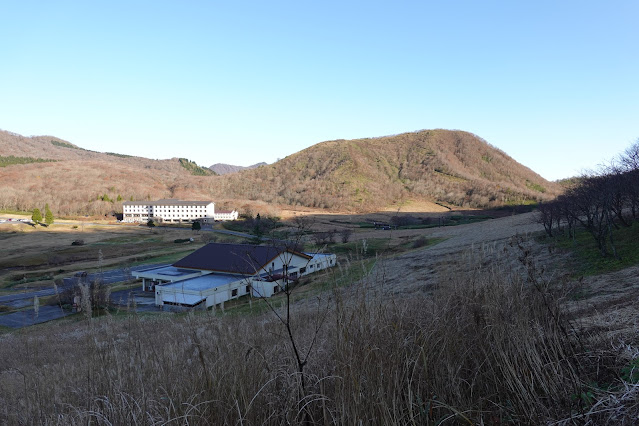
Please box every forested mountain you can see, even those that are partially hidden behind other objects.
[209,162,267,175]
[0,130,219,216]
[209,130,560,210]
[0,128,559,216]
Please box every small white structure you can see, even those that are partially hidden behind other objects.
[123,199,216,224]
[214,210,239,221]
[134,243,337,308]
[158,273,250,308]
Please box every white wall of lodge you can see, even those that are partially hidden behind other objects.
[214,210,239,221]
[123,200,216,223]
[301,253,336,275]
[262,251,311,276]
[156,277,287,308]
[151,253,337,309]
[123,200,239,223]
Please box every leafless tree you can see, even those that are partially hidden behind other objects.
[339,228,353,243]
[537,201,561,238]
[249,218,332,423]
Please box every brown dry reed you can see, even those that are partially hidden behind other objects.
[0,244,633,425]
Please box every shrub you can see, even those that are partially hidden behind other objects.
[57,278,110,312]
[412,236,429,248]
[390,215,420,227]
[31,208,42,223]
[201,234,218,244]
[0,155,55,167]
[339,228,353,243]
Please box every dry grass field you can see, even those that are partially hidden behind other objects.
[0,211,638,424]
[0,217,242,291]
[278,199,450,220]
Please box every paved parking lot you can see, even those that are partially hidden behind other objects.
[0,264,169,328]
[110,289,159,312]
[0,306,71,328]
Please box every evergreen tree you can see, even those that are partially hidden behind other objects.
[44,204,54,225]
[192,220,201,232]
[31,208,42,223]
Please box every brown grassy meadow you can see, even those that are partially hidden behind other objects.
[0,219,244,291]
[1,212,638,424]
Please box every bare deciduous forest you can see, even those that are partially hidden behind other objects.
[0,129,559,217]
[538,140,639,257]
[212,130,561,211]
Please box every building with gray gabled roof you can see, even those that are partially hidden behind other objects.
[133,242,335,309]
[173,243,311,275]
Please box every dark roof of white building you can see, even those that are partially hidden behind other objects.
[123,199,214,206]
[173,243,311,276]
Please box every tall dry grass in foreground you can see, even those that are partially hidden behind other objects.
[0,247,635,424]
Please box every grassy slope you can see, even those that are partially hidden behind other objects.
[0,130,219,216]
[543,221,639,276]
[0,129,559,217]
[215,129,560,211]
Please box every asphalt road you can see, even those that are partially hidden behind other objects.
[61,263,170,287]
[0,306,71,328]
[110,289,158,312]
[0,287,63,308]
[0,263,170,328]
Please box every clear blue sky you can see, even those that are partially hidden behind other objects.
[1,1,637,180]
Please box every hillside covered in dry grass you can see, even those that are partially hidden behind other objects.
[212,129,560,210]
[0,130,221,216]
[0,128,560,216]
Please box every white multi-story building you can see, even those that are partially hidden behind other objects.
[122,199,216,223]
